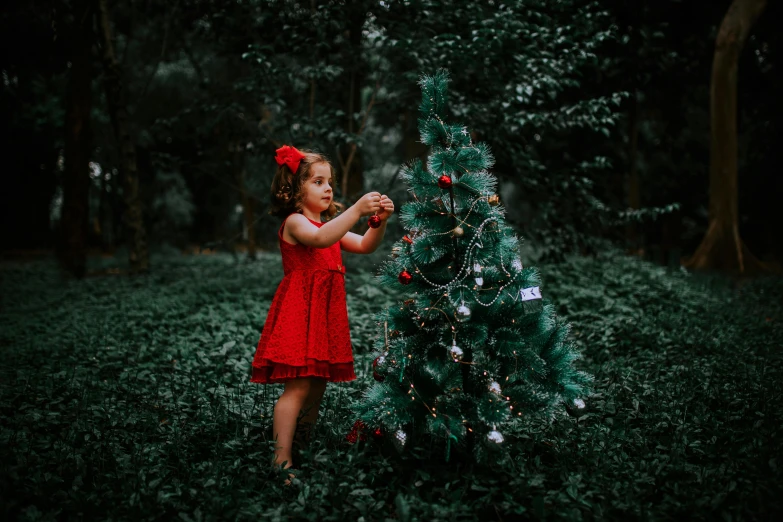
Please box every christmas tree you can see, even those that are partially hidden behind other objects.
[350,70,592,462]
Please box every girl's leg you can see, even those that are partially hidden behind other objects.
[292,378,327,453]
[272,377,313,469]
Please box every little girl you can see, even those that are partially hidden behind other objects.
[250,145,394,483]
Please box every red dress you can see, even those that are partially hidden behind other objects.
[250,215,356,384]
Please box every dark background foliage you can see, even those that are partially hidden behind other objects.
[1,0,781,265]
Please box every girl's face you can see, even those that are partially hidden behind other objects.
[300,162,333,215]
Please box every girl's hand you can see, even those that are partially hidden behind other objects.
[356,192,382,215]
[376,195,395,221]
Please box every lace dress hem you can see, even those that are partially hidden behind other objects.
[251,358,356,384]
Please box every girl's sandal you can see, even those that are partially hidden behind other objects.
[283,468,301,487]
[271,458,301,486]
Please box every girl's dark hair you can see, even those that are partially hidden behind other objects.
[268,149,344,219]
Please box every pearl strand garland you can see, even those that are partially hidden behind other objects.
[409,216,498,290]
[408,214,523,308]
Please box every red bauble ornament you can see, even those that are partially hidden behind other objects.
[368,215,382,229]
[372,356,385,382]
[346,420,368,444]
[437,174,453,189]
[398,270,413,285]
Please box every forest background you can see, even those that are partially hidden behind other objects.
[1,0,781,274]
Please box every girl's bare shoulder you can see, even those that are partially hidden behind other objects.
[284,213,314,230]
[283,213,317,245]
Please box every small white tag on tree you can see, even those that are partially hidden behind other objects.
[520,286,542,301]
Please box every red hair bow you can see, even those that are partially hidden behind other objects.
[274,145,305,174]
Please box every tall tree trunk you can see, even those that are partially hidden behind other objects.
[97,162,109,251]
[58,0,93,278]
[234,144,257,260]
[339,7,366,201]
[625,88,641,256]
[97,0,149,274]
[683,0,774,276]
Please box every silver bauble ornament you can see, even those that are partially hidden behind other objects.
[487,429,504,444]
[449,341,464,362]
[488,381,502,395]
[455,303,472,322]
[565,397,587,418]
[392,429,407,452]
[473,263,483,287]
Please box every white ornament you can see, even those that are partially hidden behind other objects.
[488,381,502,395]
[566,397,587,418]
[520,286,542,301]
[487,429,504,444]
[393,429,407,451]
[473,263,483,287]
[455,303,472,322]
[449,340,464,362]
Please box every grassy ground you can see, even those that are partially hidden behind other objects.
[1,247,782,521]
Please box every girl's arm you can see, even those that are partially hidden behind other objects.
[340,222,386,254]
[341,195,395,254]
[287,192,381,248]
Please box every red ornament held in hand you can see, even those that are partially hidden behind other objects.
[398,270,413,285]
[437,174,453,189]
[368,215,382,229]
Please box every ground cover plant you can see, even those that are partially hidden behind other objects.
[1,248,782,521]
